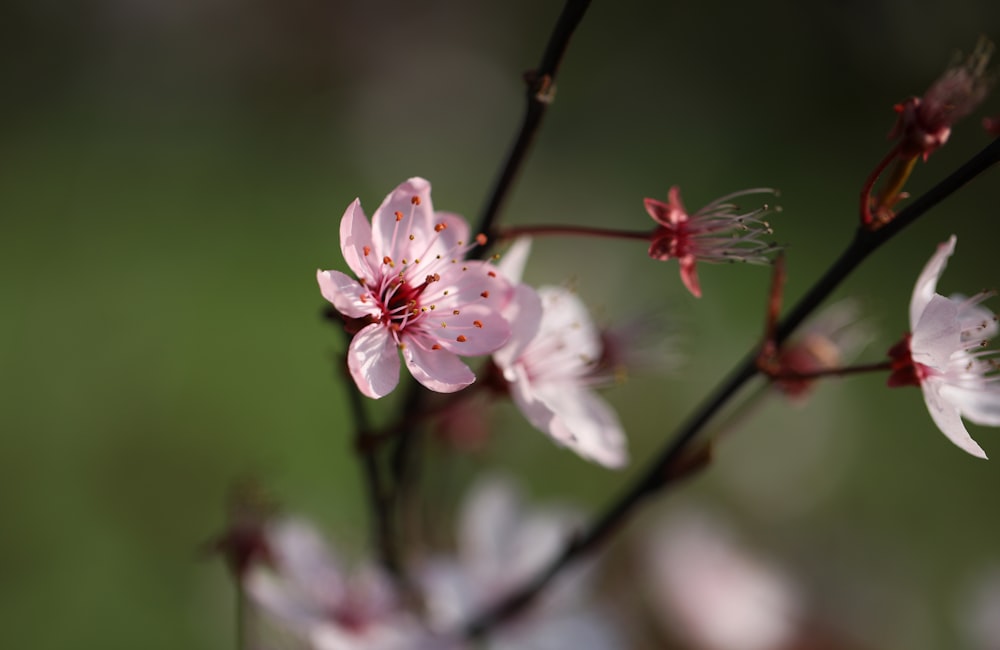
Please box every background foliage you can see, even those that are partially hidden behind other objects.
[3,1,1000,648]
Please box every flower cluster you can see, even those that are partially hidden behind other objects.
[244,478,620,650]
[320,181,635,467]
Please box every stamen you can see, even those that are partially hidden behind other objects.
[457,335,467,342]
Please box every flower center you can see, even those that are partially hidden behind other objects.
[886,333,931,388]
[379,272,440,333]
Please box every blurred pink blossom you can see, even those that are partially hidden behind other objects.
[644,186,779,298]
[492,239,628,468]
[245,518,425,650]
[772,299,872,401]
[318,177,512,398]
[419,475,621,650]
[887,235,1000,459]
[646,511,803,650]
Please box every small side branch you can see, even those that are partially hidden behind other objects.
[473,0,593,256]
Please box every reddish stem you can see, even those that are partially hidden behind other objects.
[764,359,894,382]
[497,224,654,241]
[859,144,902,228]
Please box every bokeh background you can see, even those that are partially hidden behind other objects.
[3,0,1000,648]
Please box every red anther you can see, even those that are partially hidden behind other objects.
[456,335,468,342]
[480,291,490,298]
[473,320,483,328]
[411,196,421,205]
[476,233,488,245]
[434,223,447,232]
[394,211,403,221]
[363,246,371,256]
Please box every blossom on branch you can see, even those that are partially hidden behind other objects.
[644,186,780,298]
[771,299,872,401]
[890,40,994,161]
[493,239,629,468]
[318,178,512,399]
[887,236,1000,459]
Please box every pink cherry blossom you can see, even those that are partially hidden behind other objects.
[318,178,512,399]
[887,235,1000,459]
[644,186,779,298]
[492,240,628,468]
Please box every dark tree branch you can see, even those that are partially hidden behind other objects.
[472,0,593,257]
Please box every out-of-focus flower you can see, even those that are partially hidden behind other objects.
[957,565,1000,650]
[772,299,872,400]
[596,310,681,382]
[890,40,994,161]
[318,178,512,399]
[646,511,802,650]
[887,235,1000,459]
[643,186,779,298]
[419,475,621,650]
[492,239,628,468]
[245,518,425,650]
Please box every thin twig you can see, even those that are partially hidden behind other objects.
[764,360,894,382]
[473,0,593,257]
[463,136,1000,637]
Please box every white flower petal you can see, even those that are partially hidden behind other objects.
[493,284,543,376]
[339,198,376,280]
[496,238,533,285]
[910,235,956,329]
[535,385,628,469]
[911,294,961,370]
[921,379,988,458]
[371,178,435,266]
[940,383,1000,427]
[269,519,346,608]
[348,323,400,399]
[317,269,379,319]
[402,339,475,393]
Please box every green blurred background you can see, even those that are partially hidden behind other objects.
[3,0,1000,648]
